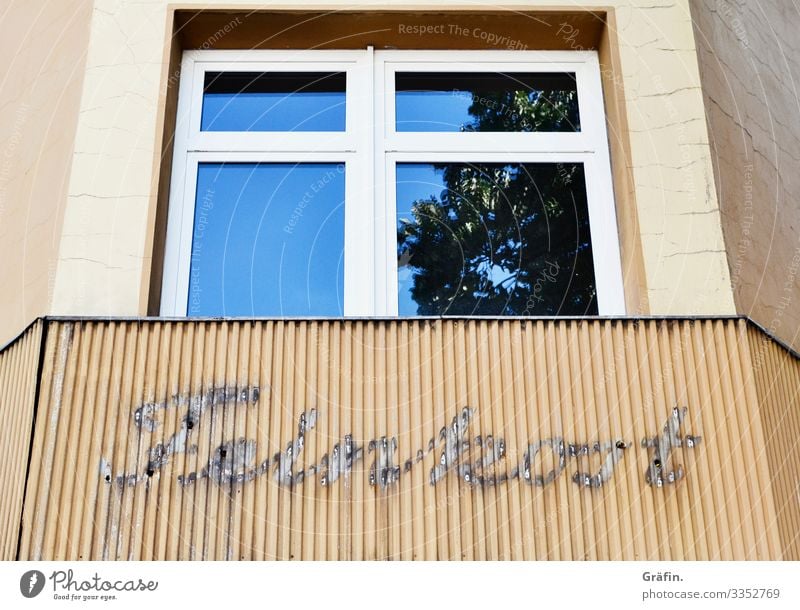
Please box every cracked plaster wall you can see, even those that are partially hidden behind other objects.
[45,0,736,319]
[691,0,800,350]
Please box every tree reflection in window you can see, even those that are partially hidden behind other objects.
[397,162,597,316]
[395,72,580,133]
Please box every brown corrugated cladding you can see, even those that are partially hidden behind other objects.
[748,326,800,560]
[0,321,43,560]
[6,318,799,560]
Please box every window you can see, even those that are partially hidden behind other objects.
[162,50,624,317]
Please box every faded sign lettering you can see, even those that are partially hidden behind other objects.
[430,407,474,485]
[321,434,362,486]
[572,440,628,488]
[369,437,400,489]
[101,388,701,494]
[642,407,702,486]
[274,408,317,486]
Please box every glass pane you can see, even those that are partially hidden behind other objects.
[201,72,346,131]
[395,72,579,132]
[396,163,596,316]
[188,162,345,316]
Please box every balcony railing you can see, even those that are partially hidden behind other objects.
[1,316,798,560]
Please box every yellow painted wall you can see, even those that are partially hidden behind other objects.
[0,0,92,346]
[691,0,800,351]
[47,1,736,319]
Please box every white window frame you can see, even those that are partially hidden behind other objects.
[162,48,625,317]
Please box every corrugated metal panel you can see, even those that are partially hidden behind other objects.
[748,326,800,559]
[0,321,43,560]
[13,318,798,560]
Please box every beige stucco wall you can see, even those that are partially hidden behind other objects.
[47,0,736,319]
[691,0,800,350]
[0,0,92,346]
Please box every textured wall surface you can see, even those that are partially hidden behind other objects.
[0,1,92,346]
[692,0,800,350]
[48,0,735,319]
[0,322,43,560]
[12,318,797,560]
[749,325,800,560]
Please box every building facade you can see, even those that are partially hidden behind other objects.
[0,1,798,560]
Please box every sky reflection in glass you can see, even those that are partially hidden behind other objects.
[188,162,345,316]
[201,72,346,132]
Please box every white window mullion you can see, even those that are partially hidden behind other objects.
[344,48,374,316]
[373,50,392,316]
[187,132,355,153]
[387,132,591,154]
